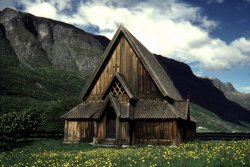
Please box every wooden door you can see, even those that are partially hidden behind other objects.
[106,107,116,138]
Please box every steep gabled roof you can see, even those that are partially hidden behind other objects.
[98,94,121,118]
[101,72,136,99]
[88,94,130,119]
[81,25,182,100]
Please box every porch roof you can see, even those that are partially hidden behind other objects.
[61,98,194,121]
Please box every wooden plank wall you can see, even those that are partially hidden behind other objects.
[177,120,196,142]
[97,115,106,140]
[64,121,79,142]
[64,121,94,142]
[119,121,130,142]
[79,121,94,141]
[87,36,161,101]
[133,120,177,145]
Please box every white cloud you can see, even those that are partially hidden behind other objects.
[26,2,57,19]
[237,86,250,93]
[200,17,218,31]
[188,38,250,69]
[51,0,71,11]
[72,0,250,70]
[231,37,250,54]
[3,0,250,71]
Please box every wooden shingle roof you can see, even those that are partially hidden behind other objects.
[133,99,179,119]
[173,100,196,122]
[173,100,189,120]
[61,101,103,119]
[62,97,194,121]
[81,25,182,101]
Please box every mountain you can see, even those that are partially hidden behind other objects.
[156,55,250,128]
[0,8,109,74]
[0,8,249,132]
[210,78,250,110]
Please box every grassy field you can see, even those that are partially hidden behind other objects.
[0,139,249,167]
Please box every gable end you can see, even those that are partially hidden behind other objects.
[81,25,182,101]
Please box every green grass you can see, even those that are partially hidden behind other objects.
[190,103,250,132]
[0,56,84,131]
[0,139,249,166]
[0,60,85,101]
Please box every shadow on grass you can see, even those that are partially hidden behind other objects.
[1,138,95,152]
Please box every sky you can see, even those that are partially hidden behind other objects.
[0,0,250,93]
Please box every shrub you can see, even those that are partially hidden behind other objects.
[0,110,41,134]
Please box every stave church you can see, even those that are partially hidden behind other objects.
[62,25,196,145]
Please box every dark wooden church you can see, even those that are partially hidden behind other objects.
[62,25,196,145]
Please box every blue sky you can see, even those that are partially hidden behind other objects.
[0,0,250,93]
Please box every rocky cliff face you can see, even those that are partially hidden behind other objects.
[210,78,250,110]
[0,23,16,59]
[211,78,236,93]
[0,8,109,74]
